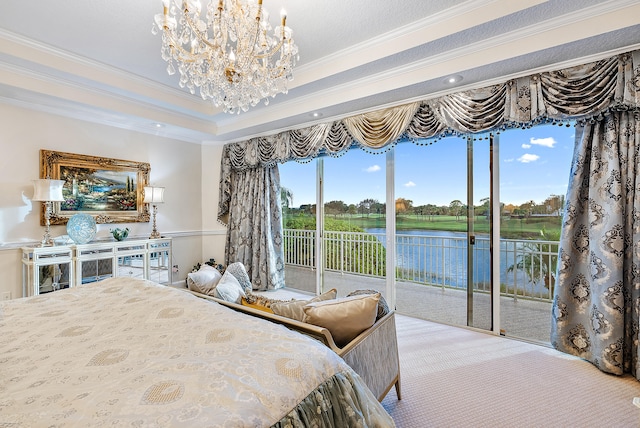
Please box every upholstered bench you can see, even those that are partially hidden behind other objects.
[187,289,401,402]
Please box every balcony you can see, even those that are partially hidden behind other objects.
[284,229,555,344]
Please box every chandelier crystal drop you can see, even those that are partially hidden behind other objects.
[152,0,299,114]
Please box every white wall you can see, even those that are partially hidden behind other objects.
[201,144,227,266]
[0,103,227,299]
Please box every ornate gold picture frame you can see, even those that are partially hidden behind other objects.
[40,150,151,225]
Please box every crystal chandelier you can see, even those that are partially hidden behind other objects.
[152,0,299,114]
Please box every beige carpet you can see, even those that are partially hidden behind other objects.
[381,315,640,427]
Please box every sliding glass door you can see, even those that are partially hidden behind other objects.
[393,136,493,331]
[280,137,494,332]
[498,124,573,343]
[280,160,317,295]
[321,149,388,299]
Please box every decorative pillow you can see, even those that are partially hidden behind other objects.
[186,264,222,295]
[243,292,288,309]
[346,289,390,320]
[270,288,337,322]
[302,293,380,348]
[241,297,274,313]
[225,262,252,294]
[213,270,246,304]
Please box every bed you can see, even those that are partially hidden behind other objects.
[0,277,394,427]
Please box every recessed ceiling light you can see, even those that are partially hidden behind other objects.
[310,112,323,118]
[153,123,164,128]
[445,75,463,84]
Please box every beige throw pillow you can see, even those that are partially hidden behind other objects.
[302,293,380,348]
[270,288,337,321]
[346,289,390,321]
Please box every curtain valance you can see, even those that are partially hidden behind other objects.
[218,49,640,222]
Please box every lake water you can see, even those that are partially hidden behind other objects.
[365,228,547,295]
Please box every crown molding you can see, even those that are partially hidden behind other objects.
[0,28,218,116]
[292,0,546,87]
[0,59,218,142]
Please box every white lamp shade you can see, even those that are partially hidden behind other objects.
[32,179,65,202]
[143,186,165,204]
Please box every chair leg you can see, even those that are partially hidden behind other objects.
[395,378,402,400]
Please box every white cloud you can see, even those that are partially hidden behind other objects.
[404,181,416,187]
[530,137,556,148]
[518,153,540,163]
[365,165,381,173]
[521,143,531,149]
[503,158,514,163]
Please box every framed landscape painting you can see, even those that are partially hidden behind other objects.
[40,150,151,225]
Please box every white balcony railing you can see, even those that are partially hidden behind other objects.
[283,229,558,302]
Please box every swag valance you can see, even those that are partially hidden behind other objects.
[218,49,640,222]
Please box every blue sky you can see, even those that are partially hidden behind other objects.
[280,123,576,208]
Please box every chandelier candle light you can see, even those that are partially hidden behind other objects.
[152,0,299,114]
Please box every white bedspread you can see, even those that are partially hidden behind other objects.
[0,277,393,427]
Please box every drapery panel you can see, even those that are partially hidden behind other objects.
[224,165,285,291]
[551,111,640,378]
[218,49,640,221]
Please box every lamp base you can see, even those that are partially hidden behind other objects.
[149,204,161,239]
[40,201,55,247]
[40,237,55,247]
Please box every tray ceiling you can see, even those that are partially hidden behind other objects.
[0,0,639,144]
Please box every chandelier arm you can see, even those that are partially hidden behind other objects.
[253,38,285,59]
[164,35,198,63]
[232,6,262,73]
[159,4,214,64]
[252,22,288,60]
[182,8,224,55]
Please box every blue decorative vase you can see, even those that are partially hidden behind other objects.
[66,213,97,244]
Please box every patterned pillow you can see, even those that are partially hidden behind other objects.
[270,288,337,322]
[225,262,252,294]
[240,296,275,313]
[243,292,288,309]
[346,289,390,321]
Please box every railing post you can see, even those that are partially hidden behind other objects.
[340,232,344,274]
[441,238,445,291]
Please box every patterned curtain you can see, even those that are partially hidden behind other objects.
[551,111,640,378]
[224,164,285,291]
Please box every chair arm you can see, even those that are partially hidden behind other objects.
[339,311,401,401]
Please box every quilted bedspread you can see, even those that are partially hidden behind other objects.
[0,277,393,427]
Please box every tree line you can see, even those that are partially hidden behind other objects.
[283,191,565,219]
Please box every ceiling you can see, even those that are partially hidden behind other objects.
[0,0,639,145]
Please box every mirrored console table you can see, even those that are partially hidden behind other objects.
[21,246,74,297]
[22,238,172,297]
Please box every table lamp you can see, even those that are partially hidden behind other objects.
[32,178,65,246]
[143,186,165,239]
